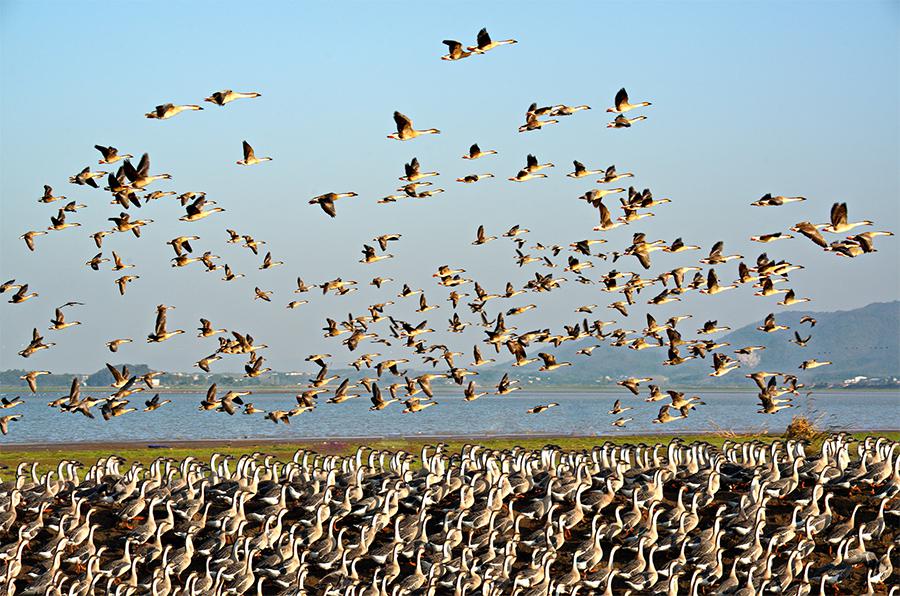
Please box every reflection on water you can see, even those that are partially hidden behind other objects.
[1,390,898,445]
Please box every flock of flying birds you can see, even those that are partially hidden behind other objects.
[1,27,895,437]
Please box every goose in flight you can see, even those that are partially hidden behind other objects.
[496,373,520,395]
[38,185,65,203]
[8,284,38,304]
[791,221,829,249]
[388,111,440,140]
[778,289,810,306]
[47,210,80,231]
[567,160,602,178]
[19,328,55,358]
[69,166,107,188]
[123,153,171,188]
[699,269,737,295]
[518,111,559,132]
[509,169,547,182]
[360,244,393,264]
[145,103,203,119]
[550,104,591,116]
[94,145,133,164]
[607,88,652,113]
[467,28,517,53]
[819,202,873,234]
[254,287,273,302]
[368,383,399,410]
[20,230,47,251]
[472,225,496,245]
[463,143,497,159]
[463,381,488,401]
[400,157,438,181]
[608,399,632,415]
[789,331,811,347]
[236,141,272,166]
[799,359,831,370]
[608,114,647,128]
[204,89,262,106]
[617,377,652,395]
[143,394,171,412]
[49,306,81,331]
[402,397,437,413]
[527,403,559,414]
[106,338,132,352]
[114,275,139,295]
[259,251,284,269]
[441,40,471,61]
[751,193,806,207]
[612,416,633,427]
[757,313,789,333]
[653,404,687,424]
[457,173,494,183]
[20,370,51,392]
[180,196,224,221]
[309,192,358,217]
[147,305,184,342]
[538,353,571,372]
[0,415,22,435]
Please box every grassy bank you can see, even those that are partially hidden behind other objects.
[2,431,898,477]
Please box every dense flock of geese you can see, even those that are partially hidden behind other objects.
[0,26,895,441]
[1,435,898,594]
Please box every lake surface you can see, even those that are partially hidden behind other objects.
[1,390,897,445]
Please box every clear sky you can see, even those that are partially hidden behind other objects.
[1,0,898,373]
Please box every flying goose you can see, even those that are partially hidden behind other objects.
[757,313,789,333]
[69,166,107,187]
[236,141,272,166]
[19,327,55,357]
[509,170,547,182]
[20,230,47,251]
[145,103,203,119]
[550,104,591,116]
[617,377,652,395]
[180,196,224,221]
[47,210,80,231]
[49,306,81,331]
[462,143,497,159]
[527,402,559,414]
[819,202,873,233]
[360,245,393,264]
[19,370,51,392]
[0,415,22,435]
[799,359,831,370]
[567,160,602,178]
[607,87,652,113]
[123,153,171,188]
[106,338,132,352]
[538,353,571,371]
[388,111,440,140]
[472,225,496,245]
[441,40,471,60]
[467,28,517,53]
[518,111,559,132]
[8,284,37,304]
[38,184,65,203]
[608,113,647,128]
[751,193,806,207]
[204,89,262,105]
[94,145,133,164]
[254,287,273,302]
[402,397,437,413]
[143,394,171,412]
[309,192,358,217]
[456,173,494,183]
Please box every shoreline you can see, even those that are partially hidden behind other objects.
[4,428,900,452]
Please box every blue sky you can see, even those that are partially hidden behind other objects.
[1,0,897,373]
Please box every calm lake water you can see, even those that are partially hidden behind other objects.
[1,390,898,446]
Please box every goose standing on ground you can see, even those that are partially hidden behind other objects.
[145,103,203,119]
[387,111,440,140]
[236,141,272,166]
[205,89,262,105]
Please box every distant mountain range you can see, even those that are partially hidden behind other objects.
[1,302,897,391]
[543,300,900,387]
